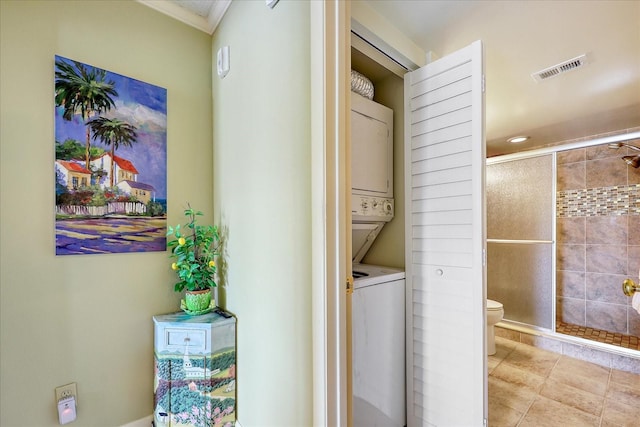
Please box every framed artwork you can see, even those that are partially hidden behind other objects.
[54,55,167,255]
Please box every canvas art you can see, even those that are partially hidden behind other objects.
[54,55,167,255]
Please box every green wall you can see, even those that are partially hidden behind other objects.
[212,1,313,425]
[0,1,213,425]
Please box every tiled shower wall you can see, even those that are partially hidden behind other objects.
[556,141,640,337]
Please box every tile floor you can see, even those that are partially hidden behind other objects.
[488,336,640,426]
[555,321,640,351]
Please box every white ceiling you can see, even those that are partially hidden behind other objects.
[360,0,640,156]
[145,0,640,156]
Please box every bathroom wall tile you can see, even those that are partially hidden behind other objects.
[520,334,563,353]
[519,396,599,427]
[586,216,627,245]
[629,216,640,244]
[557,244,585,272]
[561,342,612,369]
[629,164,640,184]
[586,157,628,188]
[586,144,619,160]
[628,245,640,278]
[539,378,603,417]
[611,351,640,374]
[557,217,585,244]
[557,161,586,191]
[585,244,627,274]
[557,296,585,325]
[495,326,521,342]
[585,273,629,305]
[585,301,627,334]
[557,270,585,299]
[557,148,585,165]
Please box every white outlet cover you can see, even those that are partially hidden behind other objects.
[58,396,76,425]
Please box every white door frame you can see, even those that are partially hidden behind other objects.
[310,1,350,425]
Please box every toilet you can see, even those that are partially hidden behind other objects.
[486,299,504,356]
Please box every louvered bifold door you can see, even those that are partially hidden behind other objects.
[404,40,486,427]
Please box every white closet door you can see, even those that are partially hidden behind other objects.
[405,40,486,427]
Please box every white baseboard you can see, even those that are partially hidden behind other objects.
[120,415,242,427]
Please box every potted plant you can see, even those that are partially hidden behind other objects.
[167,205,220,314]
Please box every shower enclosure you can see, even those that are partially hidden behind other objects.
[487,154,554,329]
[486,132,640,350]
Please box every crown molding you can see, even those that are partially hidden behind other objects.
[137,0,232,35]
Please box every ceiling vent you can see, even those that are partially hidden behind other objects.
[531,54,589,82]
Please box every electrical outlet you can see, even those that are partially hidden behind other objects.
[55,383,77,404]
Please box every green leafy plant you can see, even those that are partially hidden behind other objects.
[167,206,220,292]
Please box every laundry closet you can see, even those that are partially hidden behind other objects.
[349,31,408,427]
[348,10,488,426]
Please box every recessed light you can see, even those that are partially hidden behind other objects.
[507,136,529,144]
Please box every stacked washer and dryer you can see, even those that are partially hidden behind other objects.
[351,88,406,427]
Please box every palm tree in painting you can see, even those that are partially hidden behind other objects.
[88,117,138,187]
[55,59,118,169]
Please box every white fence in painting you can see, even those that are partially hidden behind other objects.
[56,202,147,216]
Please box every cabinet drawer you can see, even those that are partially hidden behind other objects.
[164,328,206,351]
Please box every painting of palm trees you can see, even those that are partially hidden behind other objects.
[54,55,167,255]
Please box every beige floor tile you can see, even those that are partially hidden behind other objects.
[547,360,608,397]
[609,368,640,390]
[488,340,639,427]
[518,396,600,427]
[606,381,640,407]
[488,356,501,373]
[489,376,539,413]
[555,355,611,383]
[539,378,604,417]
[488,398,524,427]
[494,336,518,355]
[491,361,546,394]
[601,398,640,426]
[502,343,561,378]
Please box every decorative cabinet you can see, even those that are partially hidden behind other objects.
[153,310,236,427]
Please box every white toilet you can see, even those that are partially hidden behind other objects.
[486,299,504,356]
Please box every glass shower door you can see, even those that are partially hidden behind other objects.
[486,154,554,329]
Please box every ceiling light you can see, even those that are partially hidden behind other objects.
[507,136,529,144]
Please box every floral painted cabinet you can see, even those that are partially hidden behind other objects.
[153,310,236,427]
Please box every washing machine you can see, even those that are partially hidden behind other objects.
[352,262,405,427]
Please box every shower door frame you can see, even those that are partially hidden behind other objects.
[486,152,557,332]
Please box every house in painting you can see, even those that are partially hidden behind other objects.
[117,180,156,204]
[90,152,139,186]
[55,160,91,190]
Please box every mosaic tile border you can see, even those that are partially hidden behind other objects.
[557,184,640,217]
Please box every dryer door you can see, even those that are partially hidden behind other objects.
[351,222,384,264]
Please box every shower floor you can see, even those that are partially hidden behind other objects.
[555,321,640,351]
